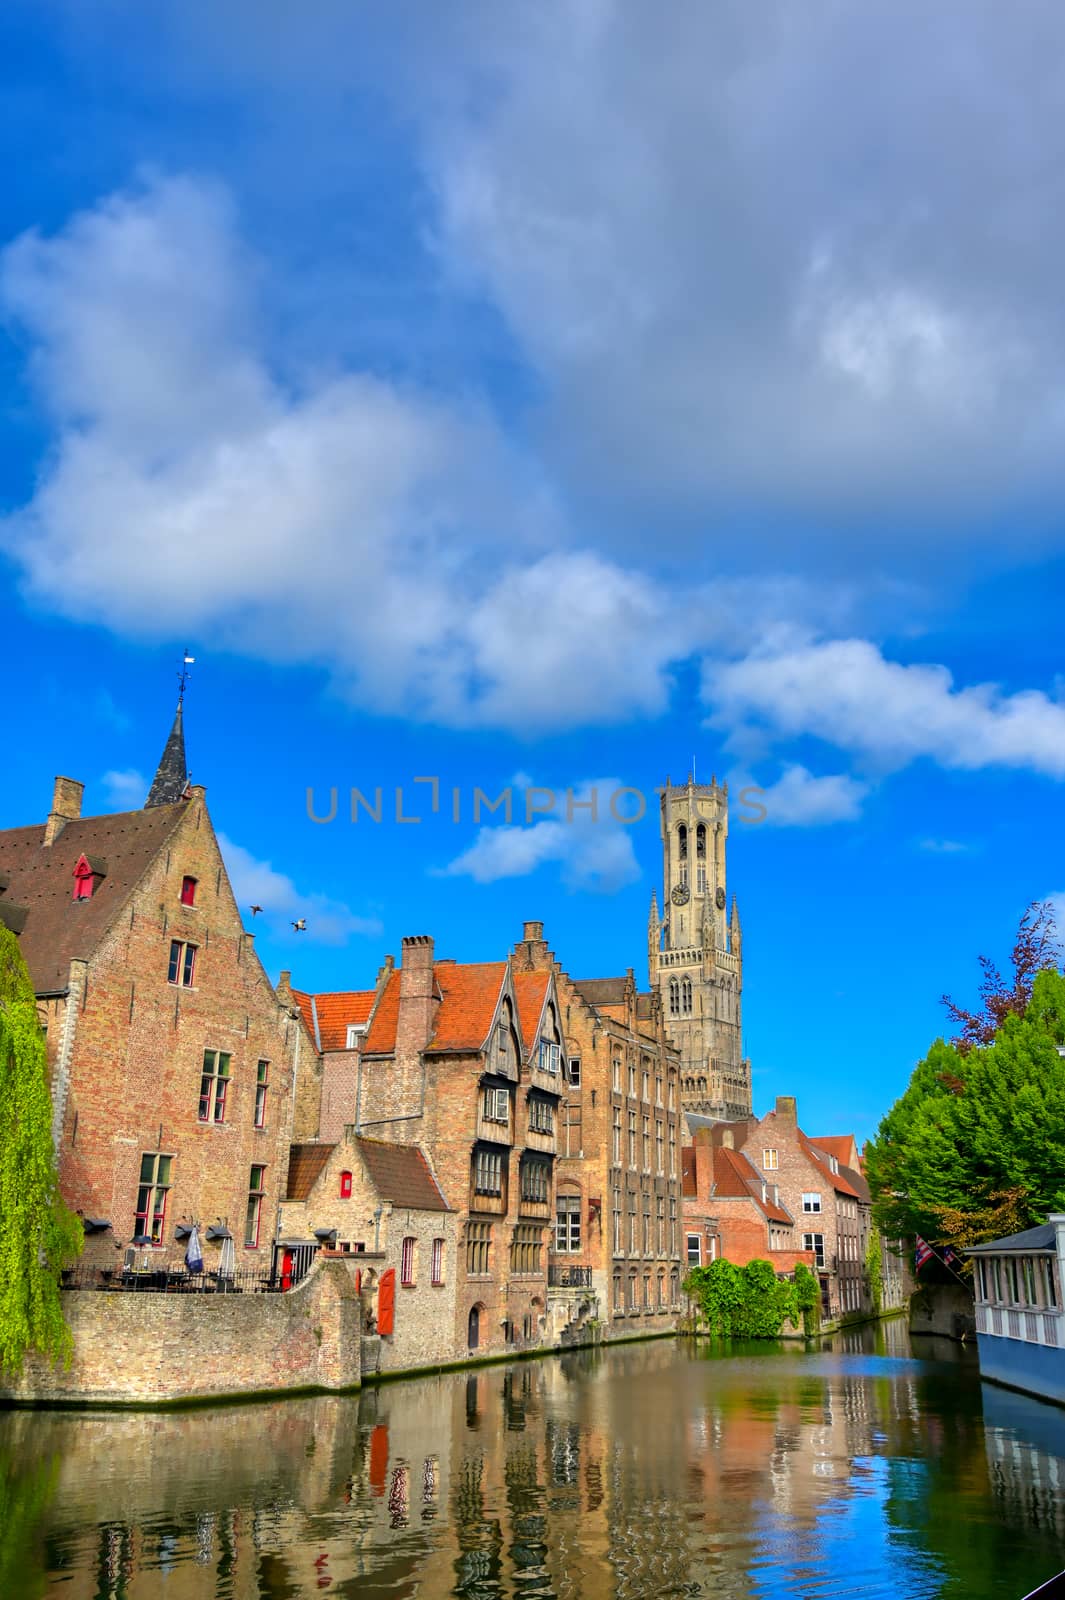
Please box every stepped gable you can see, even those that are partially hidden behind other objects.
[0,803,188,995]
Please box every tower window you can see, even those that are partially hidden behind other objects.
[180,876,197,906]
[678,823,687,859]
[681,978,693,1015]
[696,824,706,857]
[668,978,679,1017]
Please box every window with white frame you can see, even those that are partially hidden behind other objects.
[763,1149,779,1170]
[482,1086,509,1123]
[802,1192,822,1213]
[686,1233,702,1266]
[555,1195,581,1253]
[568,1056,581,1087]
[538,1037,561,1074]
[803,1232,826,1268]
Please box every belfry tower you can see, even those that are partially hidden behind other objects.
[648,774,751,1120]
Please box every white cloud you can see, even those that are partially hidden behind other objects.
[738,764,868,827]
[439,779,641,893]
[704,638,1065,778]
[918,838,971,855]
[100,768,146,809]
[216,831,381,946]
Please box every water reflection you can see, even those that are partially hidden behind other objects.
[2,1324,1063,1598]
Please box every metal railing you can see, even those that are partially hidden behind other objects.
[60,1264,287,1295]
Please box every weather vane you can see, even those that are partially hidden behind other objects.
[177,647,195,705]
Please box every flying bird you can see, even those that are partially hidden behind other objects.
[249,904,263,916]
[292,918,307,932]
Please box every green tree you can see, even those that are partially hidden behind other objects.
[684,1257,807,1338]
[0,927,82,1375]
[866,951,1065,1249]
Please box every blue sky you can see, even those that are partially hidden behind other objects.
[3,1,1065,1143]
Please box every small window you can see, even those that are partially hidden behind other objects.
[763,1149,778,1171]
[802,1192,822,1213]
[686,1233,702,1266]
[431,1237,444,1286]
[401,1236,416,1287]
[803,1232,826,1268]
[245,1165,266,1248]
[180,876,197,907]
[340,1169,353,1199]
[483,1086,509,1124]
[254,1060,269,1129]
[555,1195,581,1253]
[568,1057,581,1088]
[168,939,197,987]
[345,1024,362,1048]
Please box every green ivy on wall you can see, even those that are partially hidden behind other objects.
[0,927,82,1376]
[684,1258,821,1339]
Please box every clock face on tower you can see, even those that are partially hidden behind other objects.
[716,886,726,910]
[671,884,689,906]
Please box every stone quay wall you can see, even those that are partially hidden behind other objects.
[0,1258,362,1406]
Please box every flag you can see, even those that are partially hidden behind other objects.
[943,1246,959,1268]
[915,1236,934,1271]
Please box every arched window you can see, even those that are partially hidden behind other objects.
[468,1304,481,1349]
[339,1170,352,1199]
[677,824,688,859]
[681,978,692,1015]
[668,978,679,1017]
[696,824,706,857]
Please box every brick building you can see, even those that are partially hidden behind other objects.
[681,1128,816,1277]
[280,1133,458,1374]
[735,1097,873,1319]
[511,921,685,1336]
[0,708,302,1277]
[320,934,567,1360]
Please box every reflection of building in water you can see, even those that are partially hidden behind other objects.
[981,1384,1065,1541]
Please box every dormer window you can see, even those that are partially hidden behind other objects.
[72,854,105,901]
[180,876,197,907]
[345,1024,364,1048]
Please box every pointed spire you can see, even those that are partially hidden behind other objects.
[145,702,189,808]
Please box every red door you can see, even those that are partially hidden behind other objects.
[378,1268,396,1336]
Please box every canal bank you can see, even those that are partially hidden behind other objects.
[4,1320,1063,1600]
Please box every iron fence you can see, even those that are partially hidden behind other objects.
[59,1264,287,1295]
[548,1264,593,1289]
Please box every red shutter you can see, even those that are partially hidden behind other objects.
[378,1268,396,1336]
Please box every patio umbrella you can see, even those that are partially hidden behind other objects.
[219,1233,236,1281]
[184,1224,204,1274]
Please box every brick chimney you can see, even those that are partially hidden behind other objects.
[397,935,436,1058]
[44,776,84,847]
[693,1126,715,1196]
[775,1095,798,1125]
[276,970,294,1005]
[523,920,544,943]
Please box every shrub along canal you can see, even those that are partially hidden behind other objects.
[2,1319,1062,1598]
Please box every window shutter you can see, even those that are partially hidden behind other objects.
[378,1268,396,1336]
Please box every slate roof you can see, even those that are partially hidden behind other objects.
[0,803,189,994]
[145,703,188,807]
[968,1222,1057,1254]
[573,977,629,1007]
[291,988,376,1051]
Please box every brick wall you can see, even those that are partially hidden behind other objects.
[0,1258,362,1404]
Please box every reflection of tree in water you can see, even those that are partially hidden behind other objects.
[0,1440,60,1600]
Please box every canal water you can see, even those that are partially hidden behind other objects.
[3,1320,1064,1599]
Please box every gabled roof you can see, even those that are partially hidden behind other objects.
[799,1131,866,1200]
[286,1143,336,1200]
[355,1137,450,1212]
[512,970,551,1054]
[291,988,376,1052]
[284,1137,451,1212]
[713,1146,793,1224]
[361,960,509,1055]
[0,803,189,994]
[809,1134,860,1170]
[428,962,508,1051]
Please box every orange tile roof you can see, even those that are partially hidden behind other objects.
[290,989,375,1051]
[427,961,507,1051]
[809,1134,860,1169]
[798,1130,862,1199]
[511,971,550,1053]
[681,1147,697,1198]
[714,1146,792,1223]
[361,969,400,1053]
